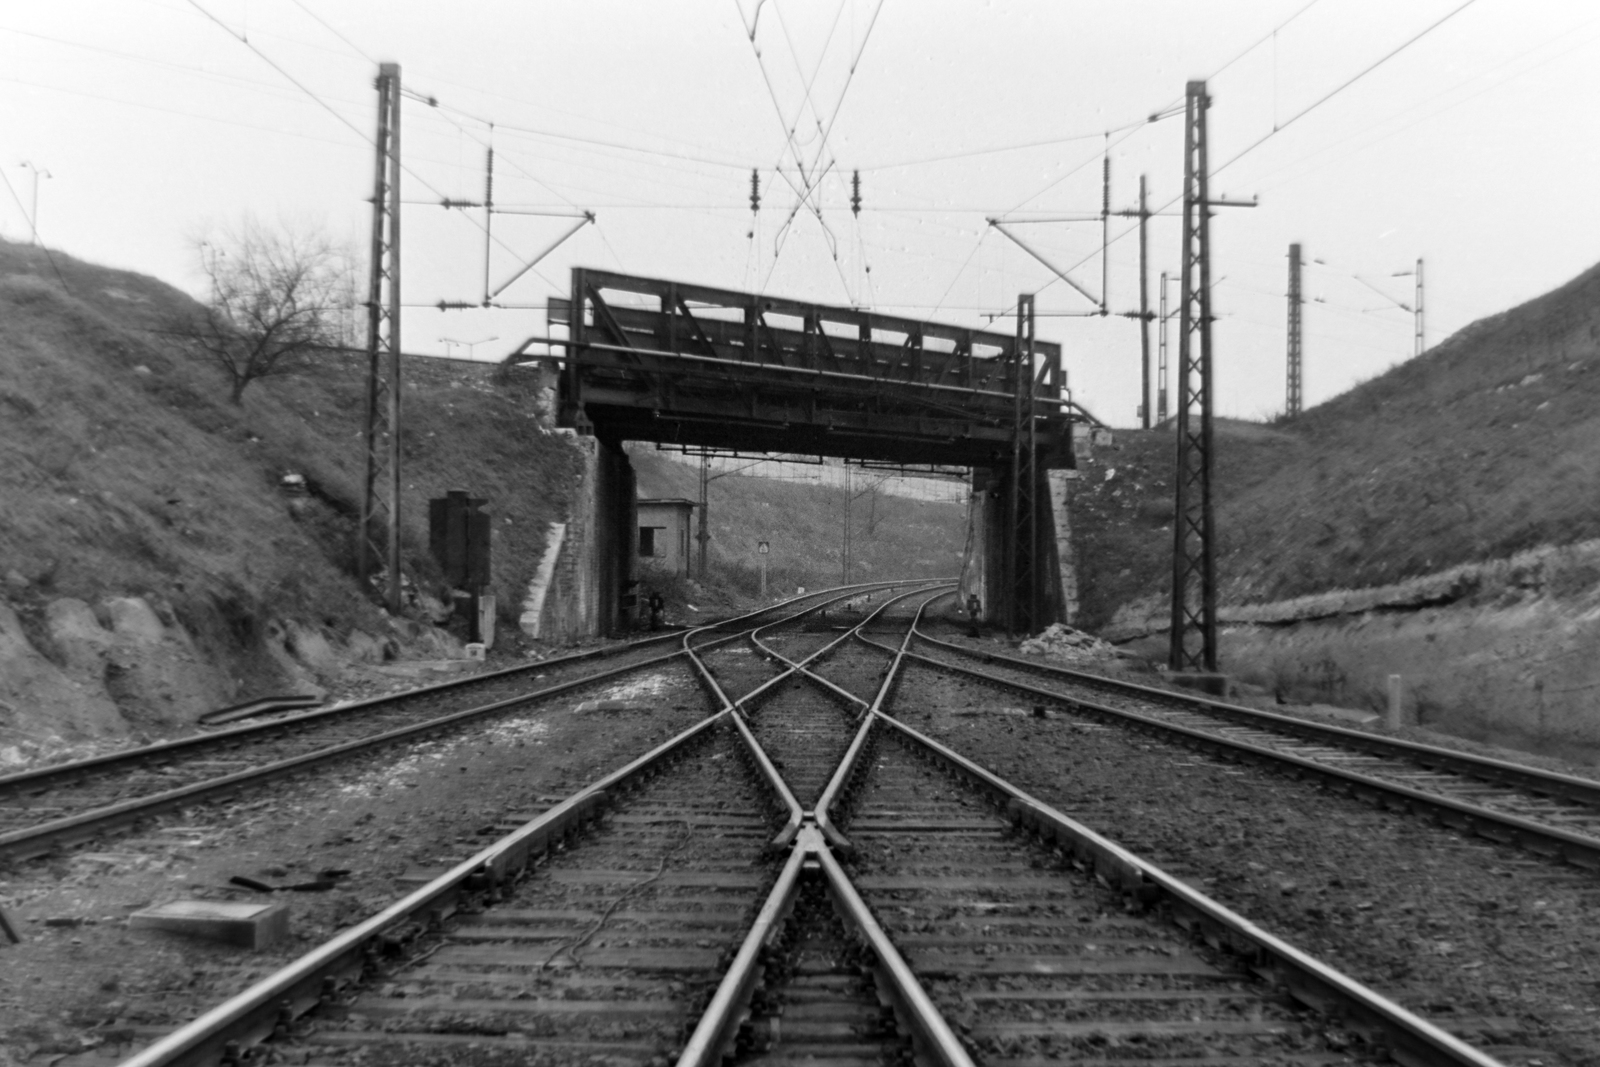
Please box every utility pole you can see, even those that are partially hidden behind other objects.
[1157,272,1170,425]
[1137,175,1152,429]
[697,453,710,578]
[358,63,404,612]
[841,463,853,584]
[1413,257,1425,357]
[1100,154,1111,317]
[1167,81,1255,673]
[482,139,494,305]
[1169,79,1217,674]
[19,162,49,246]
[1006,294,1038,636]
[1286,242,1303,419]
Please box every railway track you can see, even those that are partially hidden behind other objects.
[115,586,1515,1067]
[902,613,1600,871]
[0,582,923,864]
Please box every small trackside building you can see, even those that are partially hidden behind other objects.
[637,498,697,576]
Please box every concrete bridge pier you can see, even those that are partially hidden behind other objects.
[520,433,638,641]
[964,465,1077,635]
[594,435,639,634]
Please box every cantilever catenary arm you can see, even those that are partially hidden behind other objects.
[988,218,1101,307]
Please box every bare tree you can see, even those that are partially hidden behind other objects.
[176,219,354,404]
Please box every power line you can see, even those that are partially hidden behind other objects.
[0,72,366,152]
[286,0,377,65]
[995,0,1330,221]
[0,24,361,105]
[930,227,989,316]
[423,103,582,212]
[772,0,847,168]
[436,103,752,171]
[857,126,1129,171]
[1212,0,1481,178]
[738,0,817,182]
[980,3,1477,326]
[183,0,377,147]
[810,0,886,180]
[184,0,589,299]
[0,166,74,294]
[1248,12,1600,194]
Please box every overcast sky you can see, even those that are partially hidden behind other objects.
[4,0,1597,425]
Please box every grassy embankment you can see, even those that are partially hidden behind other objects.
[629,446,967,609]
[0,239,577,686]
[1073,259,1600,628]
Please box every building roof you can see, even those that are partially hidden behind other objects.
[637,497,698,508]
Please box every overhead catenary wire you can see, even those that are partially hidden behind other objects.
[1248,12,1600,195]
[0,24,368,106]
[978,1,1478,326]
[185,0,602,299]
[990,0,1325,220]
[286,0,377,65]
[1211,0,1481,179]
[772,0,849,166]
[0,166,73,294]
[0,72,368,153]
[737,0,885,294]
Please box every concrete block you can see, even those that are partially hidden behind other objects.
[129,899,289,949]
[478,594,497,649]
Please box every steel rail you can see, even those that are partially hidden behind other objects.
[682,587,976,1067]
[813,586,947,851]
[676,826,812,1067]
[110,580,940,1067]
[811,834,975,1067]
[115,707,733,1067]
[837,598,1506,1067]
[680,602,807,846]
[915,627,1600,810]
[870,711,1505,1067]
[120,581,1508,1067]
[0,630,682,799]
[0,646,691,864]
[676,585,924,850]
[899,641,1600,870]
[746,584,950,713]
[731,581,944,711]
[1,578,891,800]
[3,582,912,865]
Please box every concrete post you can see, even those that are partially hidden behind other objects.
[1386,674,1403,729]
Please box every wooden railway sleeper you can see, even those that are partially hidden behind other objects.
[869,705,1506,1067]
[911,644,1600,873]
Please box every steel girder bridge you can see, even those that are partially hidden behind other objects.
[534,268,1075,634]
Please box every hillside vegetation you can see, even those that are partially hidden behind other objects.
[1073,258,1600,627]
[629,447,966,600]
[0,239,577,700]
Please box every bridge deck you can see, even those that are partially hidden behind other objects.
[541,269,1069,467]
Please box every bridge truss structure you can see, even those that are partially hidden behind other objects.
[537,269,1075,634]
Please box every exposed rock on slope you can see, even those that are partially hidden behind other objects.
[0,239,578,757]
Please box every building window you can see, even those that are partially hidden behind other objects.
[639,526,663,558]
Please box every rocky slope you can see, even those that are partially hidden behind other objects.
[0,240,579,762]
